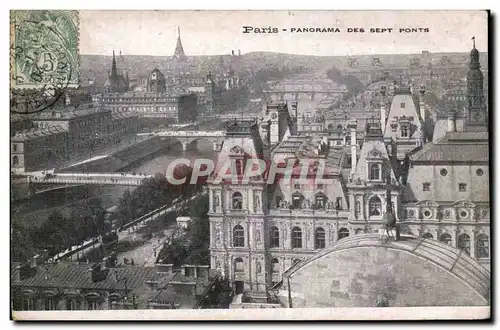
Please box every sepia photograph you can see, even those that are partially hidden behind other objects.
[9,9,490,321]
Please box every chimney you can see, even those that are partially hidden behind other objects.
[238,49,241,56]
[348,120,358,172]
[291,101,298,119]
[419,85,426,122]
[65,93,71,106]
[380,101,387,133]
[232,50,235,56]
[260,120,271,147]
[447,112,456,132]
[31,254,41,268]
[91,262,109,283]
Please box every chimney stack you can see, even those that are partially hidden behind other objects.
[31,254,41,268]
[380,101,387,133]
[447,111,456,132]
[419,85,426,122]
[348,120,358,172]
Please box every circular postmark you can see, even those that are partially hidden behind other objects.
[10,11,79,115]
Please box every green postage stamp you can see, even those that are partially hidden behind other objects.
[10,10,80,90]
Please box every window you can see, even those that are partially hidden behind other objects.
[269,227,280,248]
[346,155,352,166]
[355,201,361,214]
[401,125,409,137]
[369,163,381,180]
[335,197,342,210]
[233,225,245,247]
[291,193,304,209]
[315,227,326,249]
[291,227,302,248]
[44,297,55,311]
[21,297,34,311]
[66,299,79,310]
[271,258,279,273]
[234,258,244,272]
[315,193,327,209]
[422,182,431,191]
[459,210,469,218]
[317,184,324,189]
[354,228,364,235]
[476,169,484,176]
[12,155,19,166]
[439,233,452,245]
[476,235,489,259]
[458,234,471,255]
[459,183,467,192]
[369,196,382,216]
[422,233,433,239]
[86,299,99,310]
[294,183,301,189]
[13,144,17,152]
[440,168,448,176]
[275,196,282,208]
[400,102,406,108]
[232,192,243,209]
[338,228,350,240]
[235,160,243,175]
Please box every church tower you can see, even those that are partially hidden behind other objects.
[466,36,487,129]
[173,26,187,61]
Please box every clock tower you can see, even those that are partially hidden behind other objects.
[466,37,487,130]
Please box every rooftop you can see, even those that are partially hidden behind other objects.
[11,125,67,142]
[285,233,490,301]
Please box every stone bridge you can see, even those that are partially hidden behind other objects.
[263,83,348,102]
[137,130,226,151]
[27,172,153,190]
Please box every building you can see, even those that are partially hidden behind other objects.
[11,258,221,311]
[100,90,198,123]
[105,51,129,93]
[207,40,490,299]
[147,68,167,93]
[277,233,490,307]
[10,102,139,173]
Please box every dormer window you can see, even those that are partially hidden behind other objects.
[400,103,406,108]
[401,124,409,137]
[369,163,381,181]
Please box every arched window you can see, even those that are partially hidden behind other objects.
[269,226,280,248]
[271,258,279,273]
[315,227,326,249]
[234,258,244,272]
[369,163,381,180]
[291,193,304,209]
[12,155,19,166]
[232,192,243,210]
[233,225,245,247]
[458,234,471,255]
[355,201,361,214]
[422,233,433,239]
[439,233,452,245]
[476,235,489,259]
[401,125,409,137]
[315,193,327,209]
[369,196,382,216]
[338,228,350,240]
[291,227,302,248]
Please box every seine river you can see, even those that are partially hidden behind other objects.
[14,139,216,227]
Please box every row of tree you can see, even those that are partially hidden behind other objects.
[11,197,108,262]
[326,66,365,99]
[156,194,210,266]
[111,171,203,229]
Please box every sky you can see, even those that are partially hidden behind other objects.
[79,10,488,56]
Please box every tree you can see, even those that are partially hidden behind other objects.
[186,194,210,264]
[36,210,70,255]
[11,217,34,262]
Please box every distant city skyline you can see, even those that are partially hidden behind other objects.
[79,10,488,57]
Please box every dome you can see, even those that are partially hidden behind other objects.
[149,68,165,81]
[279,234,490,308]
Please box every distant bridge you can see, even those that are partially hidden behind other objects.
[137,130,226,151]
[28,172,153,188]
[263,83,347,101]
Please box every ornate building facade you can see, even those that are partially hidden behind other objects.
[207,41,490,297]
